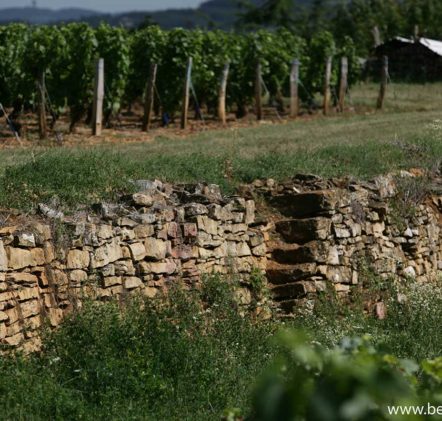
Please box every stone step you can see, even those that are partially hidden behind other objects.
[275,218,331,244]
[271,240,328,265]
[266,261,317,285]
[277,298,309,314]
[270,190,338,218]
[271,281,313,300]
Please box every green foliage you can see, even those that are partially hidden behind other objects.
[0,275,441,420]
[0,22,362,123]
[0,24,29,107]
[126,25,167,104]
[95,24,130,122]
[156,28,204,115]
[306,30,337,95]
[59,23,97,130]
[0,276,275,420]
[252,331,442,421]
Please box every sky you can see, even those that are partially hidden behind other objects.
[0,0,203,12]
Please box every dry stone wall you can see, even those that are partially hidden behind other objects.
[0,181,267,351]
[0,172,442,351]
[243,172,442,313]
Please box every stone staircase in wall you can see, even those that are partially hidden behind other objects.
[266,189,337,313]
[250,173,442,315]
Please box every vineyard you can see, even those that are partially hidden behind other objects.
[0,23,360,137]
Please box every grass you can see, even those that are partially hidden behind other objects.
[0,274,441,420]
[0,277,276,421]
[0,105,441,210]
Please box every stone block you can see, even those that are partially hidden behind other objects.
[114,260,136,276]
[91,239,123,269]
[15,233,36,248]
[132,192,154,207]
[139,260,178,275]
[16,287,39,302]
[237,242,252,257]
[43,242,55,263]
[117,217,138,228]
[128,243,146,261]
[66,249,90,270]
[145,238,168,261]
[273,241,329,264]
[134,224,155,238]
[6,248,33,270]
[185,203,208,217]
[252,244,267,257]
[31,248,45,266]
[69,270,88,283]
[102,276,122,288]
[276,218,331,244]
[0,241,7,271]
[196,216,218,235]
[124,277,143,290]
[96,224,113,240]
[6,272,38,285]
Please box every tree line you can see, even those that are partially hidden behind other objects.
[240,0,442,56]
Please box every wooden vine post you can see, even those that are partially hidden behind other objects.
[255,61,263,121]
[92,58,104,136]
[372,26,381,48]
[181,57,193,130]
[142,63,158,132]
[37,70,47,140]
[338,56,348,112]
[218,62,230,125]
[290,59,300,118]
[323,56,332,116]
[377,56,388,110]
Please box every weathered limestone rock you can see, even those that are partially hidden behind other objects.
[91,239,123,268]
[182,223,197,237]
[66,249,90,270]
[139,260,178,275]
[114,260,136,276]
[0,241,7,271]
[128,243,146,261]
[43,242,55,263]
[6,248,33,270]
[185,203,208,217]
[237,242,252,257]
[134,224,155,238]
[103,276,122,288]
[124,277,143,290]
[6,273,38,284]
[30,248,45,266]
[196,216,218,235]
[15,233,36,248]
[96,224,113,240]
[144,238,168,261]
[69,270,88,283]
[132,192,154,207]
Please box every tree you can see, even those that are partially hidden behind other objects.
[237,0,295,29]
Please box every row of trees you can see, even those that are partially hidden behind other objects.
[241,0,442,56]
[0,23,358,131]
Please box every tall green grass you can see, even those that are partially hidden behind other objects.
[0,274,441,420]
[0,114,441,211]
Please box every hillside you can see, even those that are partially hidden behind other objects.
[0,7,100,24]
[0,0,315,28]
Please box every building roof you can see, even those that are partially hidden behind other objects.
[390,36,442,57]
